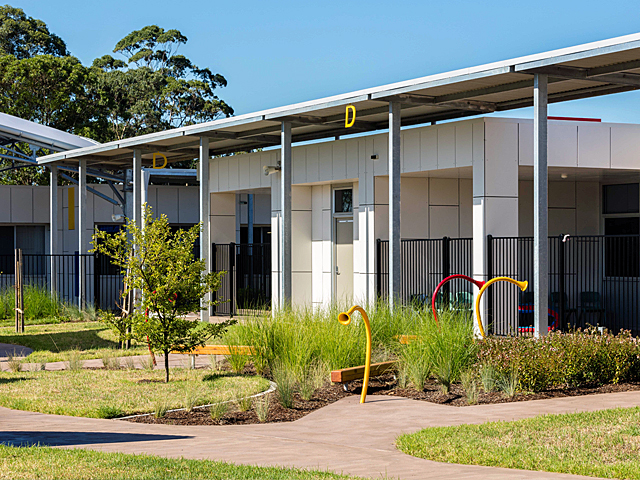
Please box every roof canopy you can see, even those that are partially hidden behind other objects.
[39,32,640,169]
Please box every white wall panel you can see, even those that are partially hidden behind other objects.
[429,178,458,205]
[437,124,456,169]
[485,121,518,197]
[373,136,388,176]
[401,177,428,238]
[238,156,250,189]
[578,124,610,168]
[32,187,49,224]
[254,194,271,225]
[403,129,420,173]
[11,188,32,223]
[549,208,576,236]
[218,158,229,192]
[518,180,534,236]
[306,145,319,183]
[332,141,347,180]
[420,127,438,171]
[0,188,10,222]
[459,179,473,237]
[179,188,199,224]
[319,143,333,181]
[346,139,359,179]
[429,206,459,238]
[549,123,578,167]
[157,187,178,223]
[518,122,534,166]
[549,181,576,208]
[455,122,473,167]
[484,197,518,237]
[611,125,640,169]
[576,181,600,235]
[293,148,306,184]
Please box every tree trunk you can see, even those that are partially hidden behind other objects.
[164,348,170,383]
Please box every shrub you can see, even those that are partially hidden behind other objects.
[398,337,432,391]
[67,351,83,371]
[96,405,123,419]
[478,328,640,393]
[461,370,478,405]
[234,388,253,412]
[479,364,498,393]
[154,399,169,418]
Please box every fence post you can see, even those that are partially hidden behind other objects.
[14,248,23,333]
[229,242,236,318]
[486,235,493,334]
[211,243,217,316]
[558,234,566,329]
[376,239,382,300]
[93,254,99,310]
[442,237,450,306]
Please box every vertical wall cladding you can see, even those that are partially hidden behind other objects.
[291,186,312,305]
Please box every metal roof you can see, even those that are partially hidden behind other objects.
[38,32,640,169]
[0,112,98,152]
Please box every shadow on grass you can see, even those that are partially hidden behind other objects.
[0,377,30,385]
[0,329,119,354]
[202,372,250,382]
[1,431,192,447]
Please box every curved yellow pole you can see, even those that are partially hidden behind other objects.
[475,277,528,338]
[338,305,372,403]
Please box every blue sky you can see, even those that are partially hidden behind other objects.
[13,0,640,123]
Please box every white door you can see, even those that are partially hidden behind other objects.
[335,218,353,302]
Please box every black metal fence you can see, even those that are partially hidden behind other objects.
[489,235,640,335]
[376,234,640,336]
[0,253,122,310]
[377,237,473,306]
[212,243,271,316]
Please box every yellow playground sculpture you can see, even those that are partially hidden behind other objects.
[474,277,528,338]
[338,305,372,403]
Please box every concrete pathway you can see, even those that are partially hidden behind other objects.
[2,386,639,479]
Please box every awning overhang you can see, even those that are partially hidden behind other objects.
[38,32,640,169]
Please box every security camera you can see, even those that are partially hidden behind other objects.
[263,163,281,176]
[112,214,125,222]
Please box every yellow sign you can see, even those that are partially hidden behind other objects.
[68,187,75,230]
[345,105,356,128]
[152,152,168,169]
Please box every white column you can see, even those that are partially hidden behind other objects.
[49,166,58,297]
[388,101,401,308]
[133,150,142,227]
[280,122,292,306]
[473,120,519,336]
[534,74,549,337]
[78,159,87,309]
[199,137,210,322]
[355,140,377,306]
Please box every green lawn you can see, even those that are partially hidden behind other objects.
[0,368,269,418]
[397,407,640,479]
[0,321,147,363]
[0,445,358,480]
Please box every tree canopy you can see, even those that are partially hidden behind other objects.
[0,7,233,183]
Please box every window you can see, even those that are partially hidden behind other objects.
[240,226,271,245]
[604,213,640,278]
[603,184,639,214]
[334,189,353,214]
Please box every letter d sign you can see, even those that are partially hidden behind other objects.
[345,105,356,128]
[152,152,168,169]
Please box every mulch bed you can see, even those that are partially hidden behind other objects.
[122,365,640,426]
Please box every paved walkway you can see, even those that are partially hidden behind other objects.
[2,385,639,479]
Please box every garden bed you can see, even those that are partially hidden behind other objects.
[123,366,640,426]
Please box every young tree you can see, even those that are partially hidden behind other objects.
[92,205,233,382]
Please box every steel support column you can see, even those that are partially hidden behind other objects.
[280,121,292,307]
[49,166,58,297]
[388,101,401,309]
[534,74,549,337]
[78,159,87,309]
[199,136,211,322]
[133,150,142,307]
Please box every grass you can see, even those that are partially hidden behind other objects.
[0,368,269,418]
[0,321,147,363]
[0,445,360,480]
[0,286,98,326]
[397,407,640,479]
